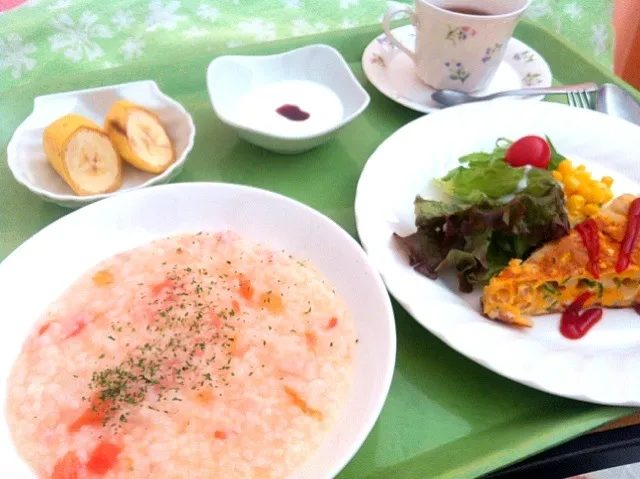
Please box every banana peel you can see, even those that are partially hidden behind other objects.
[42,114,122,196]
[105,100,175,174]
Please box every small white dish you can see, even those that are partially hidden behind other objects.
[207,44,370,154]
[362,26,552,114]
[7,80,195,209]
[0,182,396,478]
[355,100,640,406]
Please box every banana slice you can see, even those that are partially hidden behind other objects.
[42,114,122,196]
[105,100,175,174]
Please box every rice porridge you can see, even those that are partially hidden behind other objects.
[6,231,357,478]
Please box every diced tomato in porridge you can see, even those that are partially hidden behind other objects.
[51,452,87,479]
[6,231,356,479]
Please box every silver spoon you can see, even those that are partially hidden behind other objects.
[432,83,599,107]
[596,83,640,127]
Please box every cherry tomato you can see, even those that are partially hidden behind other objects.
[505,135,551,169]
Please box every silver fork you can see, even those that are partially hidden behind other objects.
[567,90,594,109]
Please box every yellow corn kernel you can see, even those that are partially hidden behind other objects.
[582,187,606,205]
[593,181,608,190]
[582,204,600,216]
[602,176,614,188]
[563,175,581,194]
[552,170,563,182]
[557,160,573,175]
[574,170,592,182]
[567,194,586,212]
[574,183,588,196]
[603,189,614,202]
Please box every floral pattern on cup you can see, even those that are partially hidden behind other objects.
[481,43,504,63]
[445,25,477,45]
[445,61,470,83]
[523,72,542,86]
[513,50,535,63]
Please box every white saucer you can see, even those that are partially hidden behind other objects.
[362,25,553,114]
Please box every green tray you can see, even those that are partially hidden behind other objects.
[1,20,638,479]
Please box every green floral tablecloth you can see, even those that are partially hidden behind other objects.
[0,0,614,92]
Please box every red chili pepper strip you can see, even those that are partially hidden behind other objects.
[576,218,600,278]
[616,198,640,273]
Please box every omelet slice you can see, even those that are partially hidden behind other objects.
[483,194,640,326]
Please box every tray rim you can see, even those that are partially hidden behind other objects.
[0,19,638,479]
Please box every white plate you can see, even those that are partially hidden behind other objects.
[355,100,640,406]
[7,80,196,209]
[0,183,396,478]
[362,25,552,114]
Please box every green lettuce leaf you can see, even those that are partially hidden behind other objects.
[437,159,523,203]
[394,180,570,292]
[414,198,464,227]
[436,137,565,204]
[546,135,568,170]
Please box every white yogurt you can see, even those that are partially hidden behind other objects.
[234,80,344,138]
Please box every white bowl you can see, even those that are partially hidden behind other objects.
[0,182,396,479]
[7,80,195,209]
[207,44,370,154]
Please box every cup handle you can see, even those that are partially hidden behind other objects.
[382,7,416,61]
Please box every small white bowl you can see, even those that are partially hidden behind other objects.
[207,44,370,154]
[7,80,195,209]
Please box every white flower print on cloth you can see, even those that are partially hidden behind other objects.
[0,34,37,79]
[591,23,608,56]
[226,39,244,48]
[340,18,358,29]
[49,12,112,62]
[238,19,276,41]
[291,18,328,36]
[49,0,73,10]
[120,37,144,60]
[145,0,186,32]
[112,10,135,31]
[563,2,583,21]
[197,3,220,22]
[340,0,359,8]
[525,0,552,19]
[185,26,208,38]
[284,0,302,8]
[385,2,409,20]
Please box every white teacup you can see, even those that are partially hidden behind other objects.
[383,0,531,93]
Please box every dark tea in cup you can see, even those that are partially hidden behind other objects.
[443,6,491,15]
